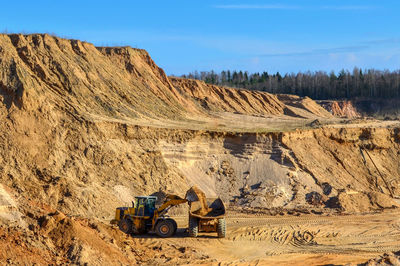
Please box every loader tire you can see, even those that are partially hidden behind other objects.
[119,219,133,235]
[155,219,175,238]
[166,218,178,234]
[217,218,226,238]
[188,217,198,237]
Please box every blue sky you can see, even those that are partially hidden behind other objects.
[1,1,399,75]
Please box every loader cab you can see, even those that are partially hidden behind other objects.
[134,196,157,217]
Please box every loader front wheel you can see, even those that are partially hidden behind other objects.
[155,220,175,238]
[188,217,198,237]
[166,218,178,234]
[217,218,226,238]
[119,219,133,235]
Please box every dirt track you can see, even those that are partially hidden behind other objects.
[131,210,400,265]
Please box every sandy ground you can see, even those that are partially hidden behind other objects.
[128,210,400,265]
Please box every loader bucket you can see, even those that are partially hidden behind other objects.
[186,186,225,219]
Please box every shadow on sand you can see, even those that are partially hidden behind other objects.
[129,228,221,239]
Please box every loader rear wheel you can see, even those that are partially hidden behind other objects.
[155,220,175,238]
[217,218,226,238]
[188,217,198,237]
[119,219,133,235]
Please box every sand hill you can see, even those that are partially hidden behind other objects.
[1,34,400,265]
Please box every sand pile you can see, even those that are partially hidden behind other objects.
[336,191,400,213]
[319,100,361,118]
[359,251,400,266]
[277,94,333,118]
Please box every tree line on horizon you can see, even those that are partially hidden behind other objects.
[180,68,400,100]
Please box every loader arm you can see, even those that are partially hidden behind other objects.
[151,195,187,230]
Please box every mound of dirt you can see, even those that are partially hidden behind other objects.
[306,188,400,213]
[337,191,373,213]
[359,251,400,266]
[0,209,211,265]
[319,100,361,118]
[368,191,400,209]
[277,94,333,119]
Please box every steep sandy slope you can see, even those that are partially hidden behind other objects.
[0,33,333,131]
[282,128,400,211]
[171,77,333,119]
[171,77,285,116]
[159,128,400,213]
[0,34,199,122]
[0,34,198,222]
[1,34,400,264]
[0,33,341,221]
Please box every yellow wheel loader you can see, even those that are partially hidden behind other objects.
[111,194,187,238]
[111,186,226,238]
